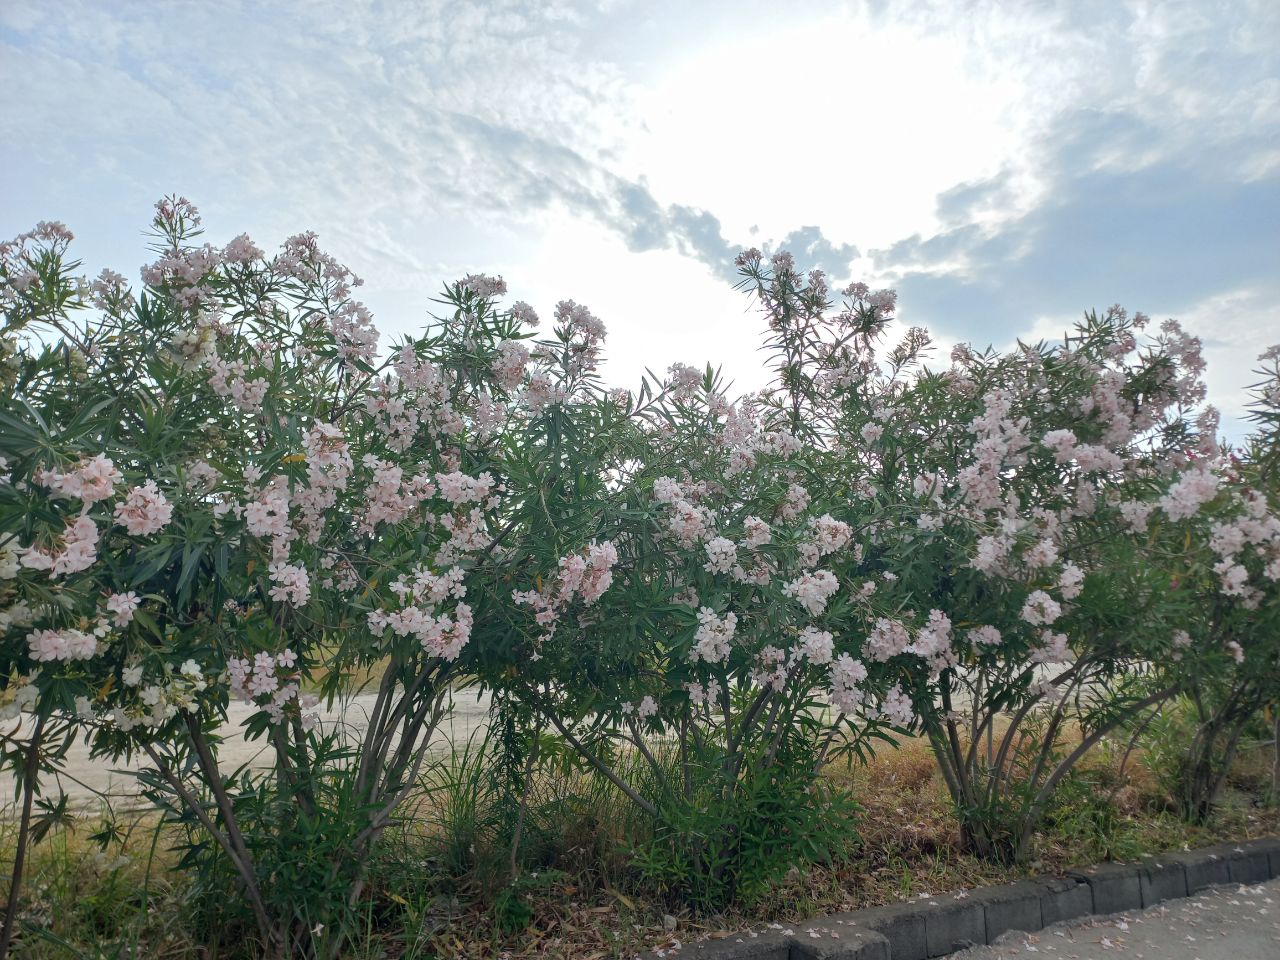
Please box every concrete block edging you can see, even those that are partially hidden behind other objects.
[641,836,1280,960]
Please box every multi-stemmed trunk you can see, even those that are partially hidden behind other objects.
[0,715,45,960]
[1179,686,1263,826]
[927,665,1176,865]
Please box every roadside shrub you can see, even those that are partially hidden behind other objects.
[3,199,1278,960]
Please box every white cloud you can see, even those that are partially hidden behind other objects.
[1,0,1275,425]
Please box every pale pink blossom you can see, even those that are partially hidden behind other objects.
[782,570,839,615]
[106,591,139,627]
[493,340,529,390]
[741,516,772,548]
[27,627,96,662]
[875,684,915,727]
[829,654,869,713]
[969,625,1002,647]
[1031,630,1072,664]
[268,562,311,606]
[807,515,852,557]
[779,482,810,521]
[910,609,953,666]
[690,607,737,664]
[1024,539,1058,569]
[20,515,100,577]
[114,480,173,536]
[703,537,737,574]
[866,617,911,661]
[1058,563,1085,600]
[797,626,834,665]
[1041,429,1077,463]
[37,454,122,504]
[1118,500,1155,533]
[1159,468,1219,522]
[1021,590,1062,627]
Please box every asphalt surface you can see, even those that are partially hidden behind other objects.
[950,877,1280,959]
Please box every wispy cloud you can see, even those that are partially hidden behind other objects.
[2,0,1276,433]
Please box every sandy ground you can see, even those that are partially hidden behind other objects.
[0,687,492,810]
[951,877,1280,959]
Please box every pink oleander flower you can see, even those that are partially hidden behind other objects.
[876,684,915,727]
[27,627,96,662]
[971,534,1010,575]
[969,624,1002,647]
[1024,538,1058,569]
[1031,630,1072,664]
[1021,590,1062,627]
[667,362,702,400]
[460,273,507,298]
[1041,429,1077,463]
[106,591,139,627]
[1213,559,1249,597]
[910,609,953,663]
[37,454,123,504]
[703,536,737,574]
[829,654,869,713]
[222,233,263,264]
[493,340,529,390]
[114,480,173,536]
[1158,467,1219,522]
[435,470,495,506]
[782,570,838,615]
[807,515,852,557]
[779,483,810,521]
[798,626,834,665]
[268,562,311,606]
[741,516,771,548]
[690,607,737,664]
[1074,444,1123,473]
[1059,563,1085,600]
[1118,500,1155,533]
[866,617,911,661]
[21,515,100,578]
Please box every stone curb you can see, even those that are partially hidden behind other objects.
[639,836,1280,960]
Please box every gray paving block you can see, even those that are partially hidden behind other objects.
[1035,876,1093,925]
[1068,862,1142,914]
[970,880,1044,942]
[920,896,985,957]
[1210,841,1272,884]
[840,902,928,960]
[643,839,1280,960]
[1135,855,1187,907]
[788,926,889,960]
[1168,848,1231,892]
[1255,836,1280,879]
[664,930,790,959]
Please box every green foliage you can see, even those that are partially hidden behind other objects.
[1041,769,1145,863]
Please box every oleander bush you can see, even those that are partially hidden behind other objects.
[2,199,1278,957]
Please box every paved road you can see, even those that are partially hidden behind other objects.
[0,687,491,809]
[952,877,1280,959]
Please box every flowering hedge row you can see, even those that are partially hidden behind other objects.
[1,200,1277,955]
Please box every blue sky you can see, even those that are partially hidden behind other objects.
[3,0,1277,435]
